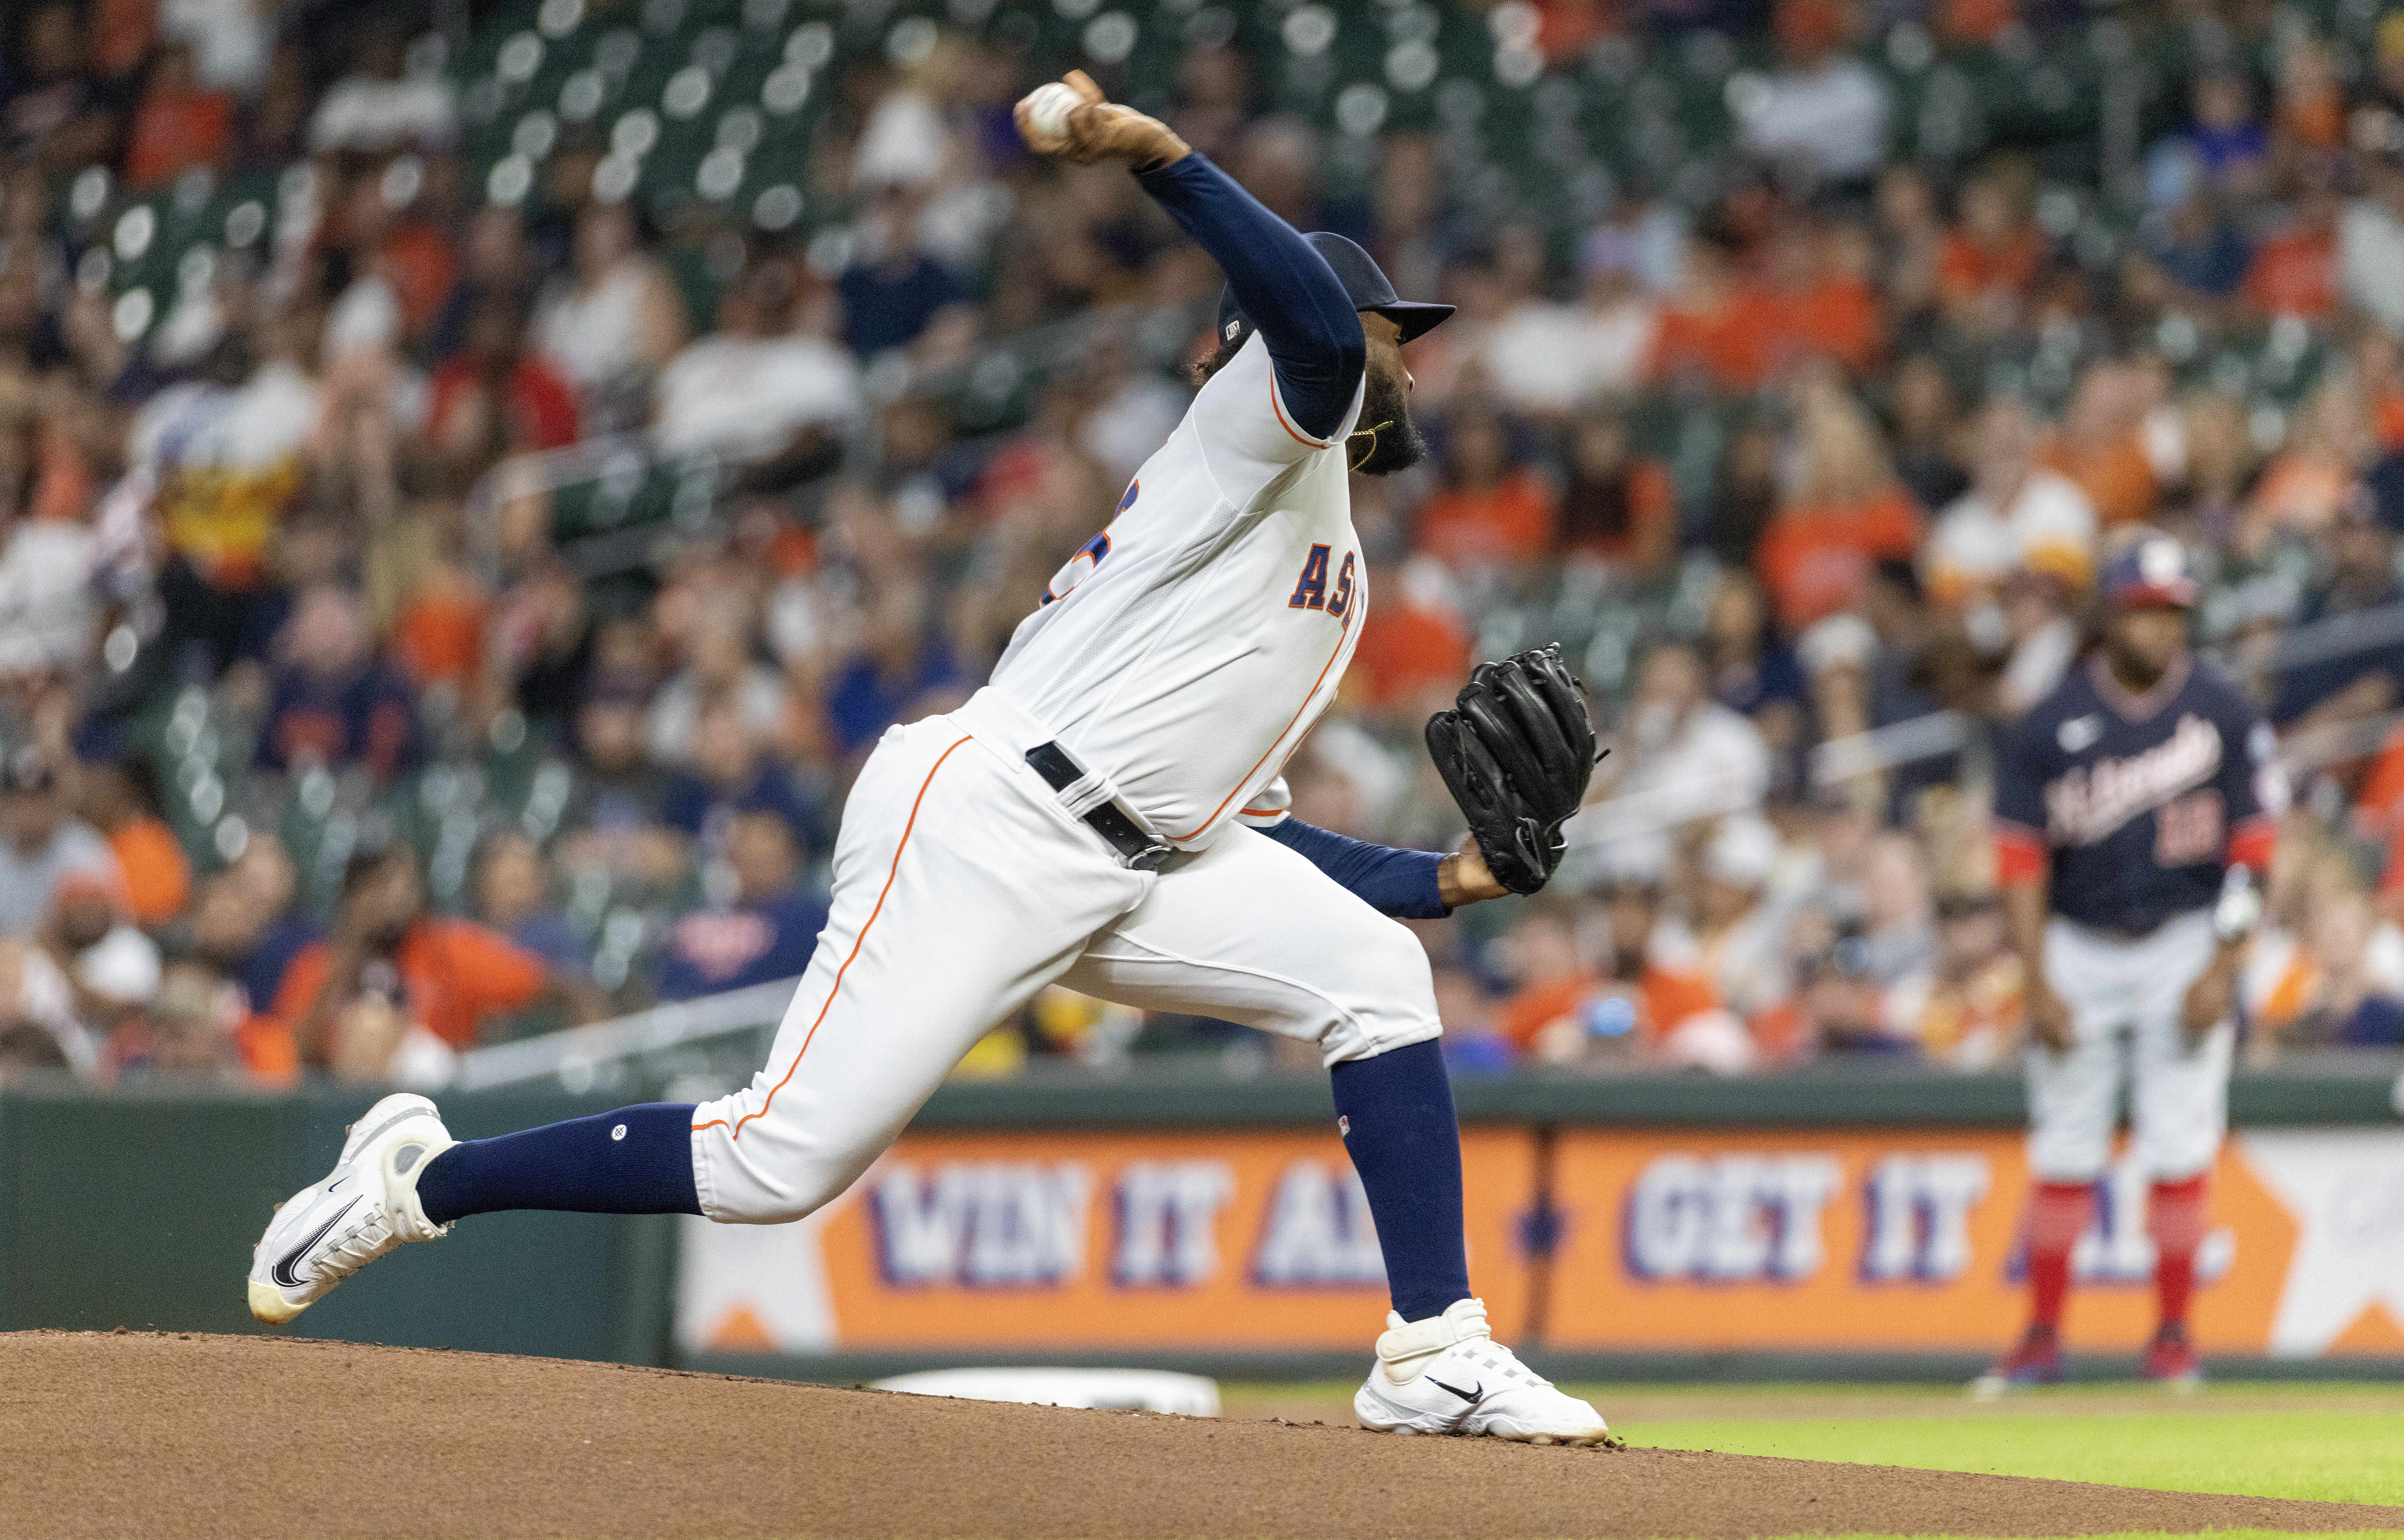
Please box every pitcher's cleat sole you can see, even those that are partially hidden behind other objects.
[1363,1423,1620,1447]
[248,1277,306,1325]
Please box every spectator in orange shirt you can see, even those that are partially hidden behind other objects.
[120,43,231,190]
[1412,408,1558,571]
[1501,876,1753,1073]
[2356,327,2404,454]
[1755,373,1923,633]
[77,753,189,930]
[1647,227,1779,392]
[2244,181,2340,323]
[1349,557,1472,711]
[335,174,460,344]
[2276,36,2347,151]
[1496,902,1591,1055]
[1937,0,2011,45]
[1531,0,1609,66]
[1763,214,1884,376]
[2244,373,2374,546]
[2042,359,2174,528]
[1884,893,2026,1068]
[266,844,605,1079]
[1936,168,2042,336]
[372,509,490,694]
[89,0,156,83]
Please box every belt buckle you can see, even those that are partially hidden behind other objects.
[1028,741,1171,871]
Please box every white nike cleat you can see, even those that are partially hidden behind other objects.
[1353,1298,1614,1446]
[246,1093,457,1325]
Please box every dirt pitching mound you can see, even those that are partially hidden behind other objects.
[12,1331,2401,1540]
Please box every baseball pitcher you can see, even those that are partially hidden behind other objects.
[1978,533,2280,1392]
[249,73,1609,1444]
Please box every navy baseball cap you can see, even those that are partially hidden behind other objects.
[1215,232,1454,349]
[2102,533,2198,610]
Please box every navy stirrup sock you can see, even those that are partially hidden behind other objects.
[415,1103,703,1226]
[1329,1039,1471,1323]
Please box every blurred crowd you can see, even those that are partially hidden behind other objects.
[3,0,2404,1089]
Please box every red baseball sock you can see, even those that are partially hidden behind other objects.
[2026,1181,2093,1332]
[2148,1175,2209,1331]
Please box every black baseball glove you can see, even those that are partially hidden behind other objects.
[1424,644,1599,896]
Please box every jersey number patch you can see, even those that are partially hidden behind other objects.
[1041,531,1112,606]
[2154,789,2224,866]
[1287,545,1357,624]
[1041,482,1137,606]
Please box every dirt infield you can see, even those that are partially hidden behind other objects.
[12,1331,2403,1540]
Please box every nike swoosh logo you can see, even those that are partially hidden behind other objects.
[1427,1376,1485,1407]
[271,1197,359,1289]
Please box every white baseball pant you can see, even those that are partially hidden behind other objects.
[687,691,1443,1224]
[2026,910,2233,1184]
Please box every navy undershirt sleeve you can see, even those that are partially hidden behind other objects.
[1261,816,1449,920]
[1135,154,1365,441]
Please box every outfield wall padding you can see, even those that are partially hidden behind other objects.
[5,1066,2398,1373]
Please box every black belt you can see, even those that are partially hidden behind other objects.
[1025,741,1173,872]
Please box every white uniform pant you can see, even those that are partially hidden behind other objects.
[688,695,1443,1224]
[2026,911,2233,1184]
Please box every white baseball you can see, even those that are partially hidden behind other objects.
[1024,82,1081,147]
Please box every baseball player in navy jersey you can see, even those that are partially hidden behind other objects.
[1977,533,2282,1393]
[246,73,1612,1445]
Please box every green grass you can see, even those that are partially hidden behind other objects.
[1616,1397,2404,1508]
[1216,1381,2404,1513]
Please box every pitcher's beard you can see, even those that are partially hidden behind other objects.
[1349,370,1426,476]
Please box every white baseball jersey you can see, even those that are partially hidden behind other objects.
[989,334,1367,848]
[690,323,1444,1229]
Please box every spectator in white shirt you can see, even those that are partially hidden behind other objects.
[0,506,95,681]
[2341,132,2404,340]
[1481,234,1658,417]
[307,27,455,155]
[0,748,120,939]
[652,262,858,485]
[535,202,690,433]
[1566,240,1660,401]
[1733,0,1892,185]
[1923,397,2099,608]
[649,615,791,768]
[157,0,270,93]
[46,869,161,1025]
[1606,640,1773,832]
[1692,813,1801,1021]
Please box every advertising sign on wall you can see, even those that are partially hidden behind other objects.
[676,1125,2404,1360]
[678,1128,1534,1354]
